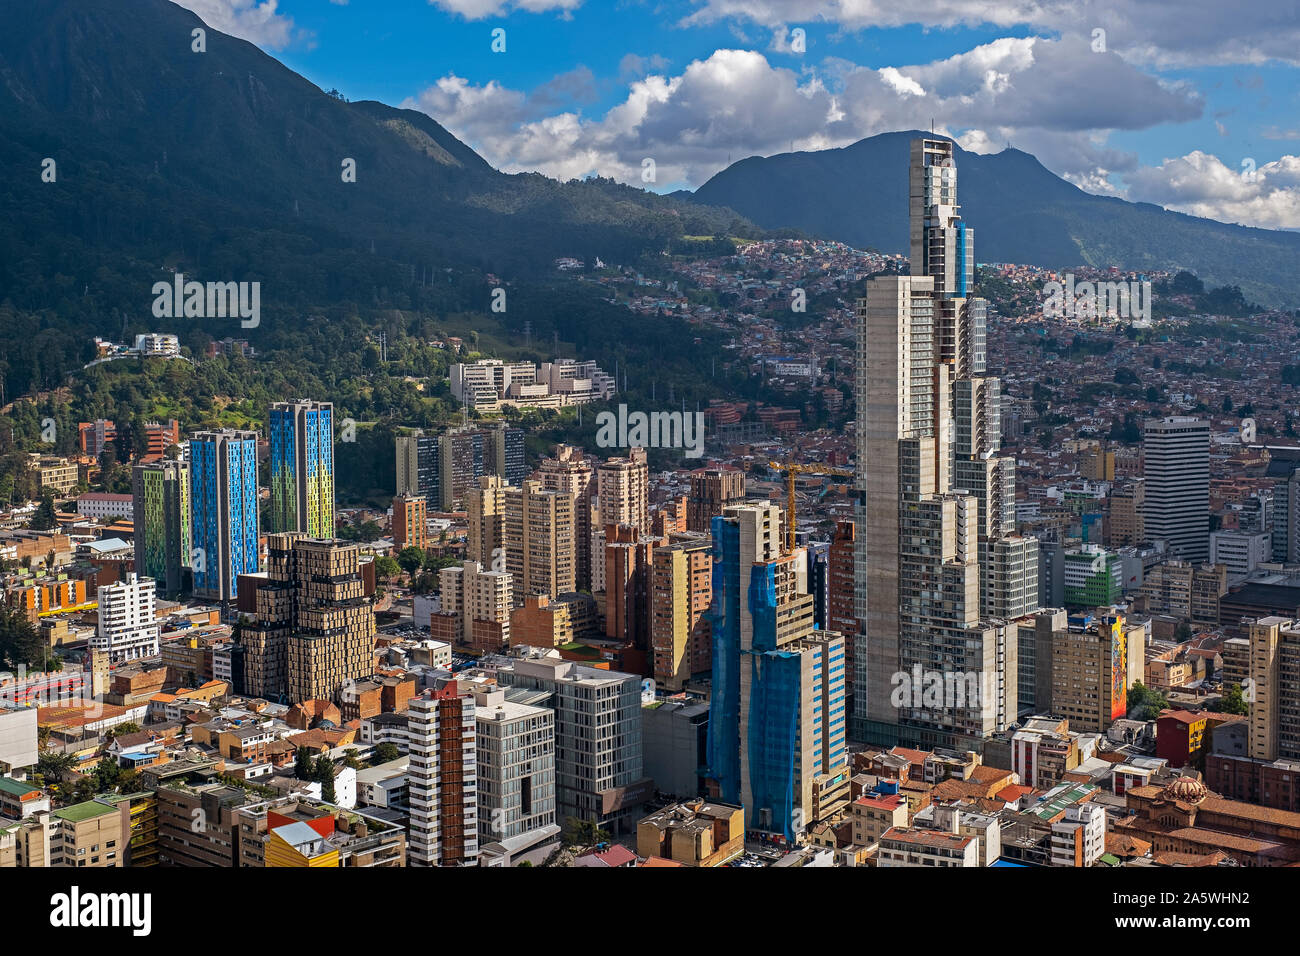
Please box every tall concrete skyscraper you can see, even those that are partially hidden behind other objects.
[854,138,1026,747]
[1143,416,1210,562]
[269,400,335,538]
[190,429,259,602]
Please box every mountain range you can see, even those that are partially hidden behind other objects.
[0,0,755,312]
[2,0,1296,328]
[692,133,1300,308]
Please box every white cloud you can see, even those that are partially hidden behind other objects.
[403,39,1210,194]
[426,0,583,19]
[169,0,298,50]
[681,0,1300,67]
[1124,152,1300,229]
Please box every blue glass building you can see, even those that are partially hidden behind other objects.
[190,429,260,602]
[269,400,335,538]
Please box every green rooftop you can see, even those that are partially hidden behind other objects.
[53,800,118,823]
[0,777,41,798]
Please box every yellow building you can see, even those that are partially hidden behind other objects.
[637,800,744,867]
[266,820,340,867]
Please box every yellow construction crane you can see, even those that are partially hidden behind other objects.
[768,461,854,551]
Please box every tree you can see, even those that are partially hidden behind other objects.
[372,742,401,764]
[397,546,425,575]
[294,746,315,780]
[373,555,401,582]
[0,601,53,671]
[1210,684,1249,716]
[314,755,336,803]
[1127,681,1169,721]
[1174,620,1193,643]
[36,750,76,786]
[562,816,611,848]
[29,492,57,530]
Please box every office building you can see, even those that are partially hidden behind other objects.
[642,698,710,800]
[30,455,79,495]
[1268,450,1300,562]
[537,445,597,591]
[93,572,160,664]
[604,523,661,659]
[510,593,575,649]
[242,534,376,703]
[407,685,478,866]
[439,427,486,512]
[395,431,440,508]
[1110,480,1145,546]
[1143,417,1210,562]
[465,475,507,567]
[1062,547,1124,608]
[1142,560,1226,624]
[132,459,191,595]
[485,423,527,487]
[707,503,848,843]
[269,400,335,538]
[496,652,649,834]
[1245,617,1300,762]
[1050,613,1134,734]
[1210,530,1271,576]
[592,448,649,592]
[190,429,260,602]
[472,686,557,845]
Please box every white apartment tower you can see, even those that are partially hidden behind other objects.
[407,689,479,866]
[94,572,160,663]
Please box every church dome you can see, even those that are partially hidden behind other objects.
[1161,777,1208,805]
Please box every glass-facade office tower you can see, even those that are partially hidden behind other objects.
[132,459,191,595]
[190,429,260,602]
[707,502,848,843]
[269,400,335,538]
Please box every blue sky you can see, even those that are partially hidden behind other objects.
[178,0,1300,229]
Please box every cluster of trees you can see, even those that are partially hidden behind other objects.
[294,746,337,803]
[0,602,57,671]
[1127,681,1169,722]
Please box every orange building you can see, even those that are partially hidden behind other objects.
[392,494,428,552]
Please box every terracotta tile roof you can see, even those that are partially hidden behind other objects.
[996,784,1034,803]
[1106,832,1152,857]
